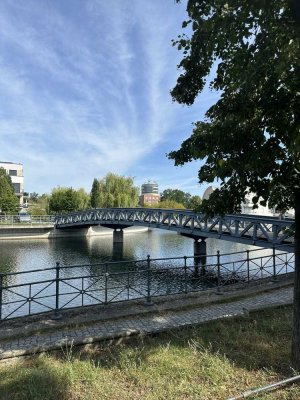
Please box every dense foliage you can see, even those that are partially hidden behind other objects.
[29,194,50,215]
[90,173,139,208]
[170,0,299,214]
[0,167,19,214]
[90,178,101,208]
[188,194,202,210]
[161,189,190,206]
[49,187,90,214]
[153,199,186,209]
[161,189,201,209]
[170,0,300,368]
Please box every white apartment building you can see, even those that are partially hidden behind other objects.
[202,185,295,217]
[0,161,24,205]
[241,193,274,216]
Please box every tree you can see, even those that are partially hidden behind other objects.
[29,194,50,215]
[161,189,202,209]
[77,188,90,210]
[169,1,300,368]
[29,192,39,202]
[0,168,19,214]
[187,195,202,210]
[161,188,191,207]
[155,200,186,209]
[91,173,139,208]
[90,178,101,208]
[49,187,89,214]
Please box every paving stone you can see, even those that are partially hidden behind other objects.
[0,286,294,360]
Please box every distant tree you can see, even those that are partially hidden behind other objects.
[152,200,186,209]
[187,195,202,210]
[29,194,50,215]
[161,189,191,207]
[91,173,139,208]
[90,178,101,208]
[0,168,19,214]
[29,192,39,202]
[169,0,300,368]
[77,188,90,210]
[49,187,89,214]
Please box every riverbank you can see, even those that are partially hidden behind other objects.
[0,301,298,399]
[0,273,293,357]
[0,225,149,240]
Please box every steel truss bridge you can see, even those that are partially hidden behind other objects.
[55,208,295,251]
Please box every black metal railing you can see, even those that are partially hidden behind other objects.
[0,247,294,321]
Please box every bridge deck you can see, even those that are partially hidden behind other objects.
[55,208,295,251]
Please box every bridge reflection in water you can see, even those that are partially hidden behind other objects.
[0,247,294,321]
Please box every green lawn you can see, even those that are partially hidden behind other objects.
[0,305,299,400]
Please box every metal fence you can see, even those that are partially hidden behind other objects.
[0,247,294,321]
[0,215,55,225]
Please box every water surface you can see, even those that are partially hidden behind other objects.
[0,229,259,274]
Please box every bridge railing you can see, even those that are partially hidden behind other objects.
[0,215,55,226]
[0,248,294,321]
[54,208,295,250]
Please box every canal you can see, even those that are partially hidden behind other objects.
[0,229,259,275]
[0,229,291,319]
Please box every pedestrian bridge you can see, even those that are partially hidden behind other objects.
[55,208,294,251]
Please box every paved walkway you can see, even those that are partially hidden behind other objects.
[0,285,293,360]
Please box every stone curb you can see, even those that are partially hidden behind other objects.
[0,274,293,343]
[0,288,293,361]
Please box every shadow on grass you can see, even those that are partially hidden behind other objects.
[75,305,294,376]
[179,305,294,375]
[0,305,297,400]
[0,356,72,400]
[71,331,154,371]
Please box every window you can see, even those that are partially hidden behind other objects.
[9,169,17,176]
[12,183,21,193]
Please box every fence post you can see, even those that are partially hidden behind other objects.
[52,262,62,320]
[184,256,188,294]
[144,254,153,306]
[272,246,277,282]
[247,250,250,284]
[216,250,223,295]
[0,274,3,321]
[105,263,108,305]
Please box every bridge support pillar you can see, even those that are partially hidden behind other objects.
[113,229,124,260]
[113,229,124,243]
[194,239,207,275]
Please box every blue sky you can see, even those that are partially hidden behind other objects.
[0,0,219,196]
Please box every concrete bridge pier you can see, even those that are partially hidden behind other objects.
[194,238,207,275]
[113,229,124,243]
[113,229,124,260]
[180,233,208,275]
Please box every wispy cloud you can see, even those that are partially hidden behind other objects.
[0,0,217,195]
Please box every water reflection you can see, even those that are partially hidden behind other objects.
[0,229,267,304]
[0,229,264,276]
[0,230,292,319]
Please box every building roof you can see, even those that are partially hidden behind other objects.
[202,186,217,201]
[0,161,23,165]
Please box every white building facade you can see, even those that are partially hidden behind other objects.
[241,193,274,216]
[0,161,24,206]
[202,185,293,217]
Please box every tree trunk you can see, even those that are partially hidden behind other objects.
[292,187,300,370]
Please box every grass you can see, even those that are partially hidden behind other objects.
[0,305,299,400]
